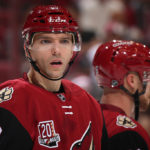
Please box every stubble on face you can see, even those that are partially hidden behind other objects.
[29,33,73,79]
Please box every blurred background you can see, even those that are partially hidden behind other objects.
[0,0,150,135]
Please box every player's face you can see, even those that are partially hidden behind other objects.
[139,81,150,111]
[28,32,74,79]
[134,72,150,111]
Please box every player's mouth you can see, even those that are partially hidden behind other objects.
[50,60,63,68]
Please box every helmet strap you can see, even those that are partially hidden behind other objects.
[120,85,140,121]
[133,90,140,121]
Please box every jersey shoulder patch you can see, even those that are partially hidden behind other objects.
[116,115,137,129]
[0,87,14,103]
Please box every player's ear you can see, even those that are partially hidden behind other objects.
[124,73,137,93]
[126,73,135,88]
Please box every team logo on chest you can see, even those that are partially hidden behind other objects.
[0,87,14,103]
[38,120,60,148]
[116,115,137,128]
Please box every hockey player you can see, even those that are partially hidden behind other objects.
[93,40,150,149]
[0,5,107,150]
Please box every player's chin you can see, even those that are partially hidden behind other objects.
[48,72,64,80]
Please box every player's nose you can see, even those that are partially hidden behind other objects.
[51,44,61,55]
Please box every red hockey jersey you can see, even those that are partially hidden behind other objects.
[0,73,105,150]
[101,104,150,150]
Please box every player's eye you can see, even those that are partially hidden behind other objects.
[60,39,71,44]
[40,39,51,44]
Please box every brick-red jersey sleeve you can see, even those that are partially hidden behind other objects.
[102,104,150,150]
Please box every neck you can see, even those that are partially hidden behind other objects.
[101,88,135,117]
[27,69,61,92]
